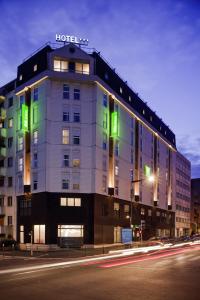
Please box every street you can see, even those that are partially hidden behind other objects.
[0,244,200,300]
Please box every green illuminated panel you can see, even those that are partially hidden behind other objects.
[111,112,118,137]
[144,165,151,177]
[22,104,29,132]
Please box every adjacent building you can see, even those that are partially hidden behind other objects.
[175,152,191,236]
[191,178,200,234]
[0,41,191,246]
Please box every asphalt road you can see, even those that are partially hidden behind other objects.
[0,244,200,300]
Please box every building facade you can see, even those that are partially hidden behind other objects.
[0,42,190,246]
[175,152,191,237]
[191,178,200,234]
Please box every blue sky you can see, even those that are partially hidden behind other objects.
[0,0,200,177]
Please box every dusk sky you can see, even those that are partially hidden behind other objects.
[0,0,200,177]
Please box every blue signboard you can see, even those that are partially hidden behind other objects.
[122,228,132,244]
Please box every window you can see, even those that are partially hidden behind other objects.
[34,225,45,244]
[129,96,131,102]
[62,179,69,189]
[148,209,152,216]
[18,157,23,171]
[20,225,24,243]
[8,118,13,128]
[8,97,13,107]
[76,62,89,74]
[19,75,22,81]
[19,95,24,108]
[141,208,145,215]
[63,84,70,99]
[18,136,23,150]
[120,87,123,94]
[63,112,70,122]
[0,197,4,206]
[115,161,119,176]
[63,154,69,167]
[7,216,12,226]
[33,180,38,190]
[7,157,13,168]
[114,202,120,217]
[115,180,119,196]
[54,59,68,72]
[73,135,80,145]
[33,153,38,168]
[33,87,38,101]
[18,175,23,190]
[103,112,107,129]
[33,105,38,124]
[74,88,80,100]
[103,133,107,150]
[102,155,107,171]
[60,197,81,207]
[73,159,80,167]
[74,112,80,122]
[33,130,38,144]
[156,211,161,217]
[7,196,12,207]
[103,94,107,107]
[62,129,69,144]
[69,62,75,72]
[73,183,80,190]
[102,175,107,193]
[124,205,130,217]
[58,225,83,238]
[33,64,37,72]
[8,177,12,187]
[115,141,119,156]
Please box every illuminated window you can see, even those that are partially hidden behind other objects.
[141,208,145,215]
[63,84,70,99]
[73,183,80,190]
[20,225,24,243]
[34,225,45,244]
[18,157,23,171]
[120,87,123,94]
[124,205,129,213]
[58,225,83,238]
[33,87,38,101]
[75,63,89,74]
[74,88,80,100]
[73,159,80,167]
[33,64,37,72]
[115,141,119,156]
[18,136,23,150]
[19,75,22,81]
[148,209,152,216]
[62,129,69,144]
[33,130,38,144]
[8,118,13,128]
[115,180,119,196]
[129,96,131,102]
[115,161,119,176]
[54,60,68,72]
[60,197,81,207]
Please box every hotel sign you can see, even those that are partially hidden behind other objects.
[56,34,89,46]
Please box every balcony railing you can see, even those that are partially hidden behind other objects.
[53,68,89,75]
[0,108,6,121]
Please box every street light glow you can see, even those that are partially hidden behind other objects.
[148,175,155,183]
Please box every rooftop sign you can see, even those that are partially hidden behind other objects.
[56,34,89,46]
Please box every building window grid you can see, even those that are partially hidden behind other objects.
[74,89,80,100]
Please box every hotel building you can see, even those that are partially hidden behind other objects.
[0,42,190,246]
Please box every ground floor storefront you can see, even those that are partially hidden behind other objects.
[17,192,175,247]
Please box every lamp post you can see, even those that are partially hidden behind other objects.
[130,175,155,241]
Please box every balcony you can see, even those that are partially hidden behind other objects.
[0,147,6,158]
[0,206,5,217]
[0,95,5,105]
[0,128,6,139]
[0,167,6,177]
[0,108,6,121]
